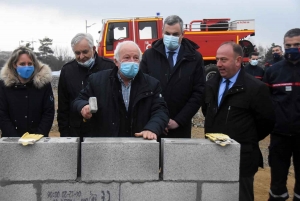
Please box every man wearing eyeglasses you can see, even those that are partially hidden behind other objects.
[57,33,115,140]
[140,15,205,140]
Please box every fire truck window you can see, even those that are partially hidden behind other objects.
[106,22,128,51]
[112,22,129,40]
[138,21,158,39]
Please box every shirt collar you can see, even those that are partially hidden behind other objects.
[117,72,132,86]
[165,45,180,55]
[222,68,241,84]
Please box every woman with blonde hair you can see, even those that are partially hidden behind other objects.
[0,46,54,137]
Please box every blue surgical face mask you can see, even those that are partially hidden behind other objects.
[250,60,258,66]
[284,48,300,62]
[120,62,139,79]
[16,66,34,79]
[163,34,180,51]
[273,53,281,60]
[78,56,95,68]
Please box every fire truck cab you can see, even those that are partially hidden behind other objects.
[97,16,255,80]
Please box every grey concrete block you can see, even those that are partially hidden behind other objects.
[162,138,240,181]
[121,182,197,201]
[0,137,79,181]
[82,138,159,181]
[42,182,119,201]
[201,182,239,201]
[0,184,36,201]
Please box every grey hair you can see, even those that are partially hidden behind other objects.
[5,46,40,76]
[220,41,244,57]
[71,33,94,51]
[114,41,142,62]
[163,15,184,33]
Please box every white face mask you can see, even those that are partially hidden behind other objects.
[250,60,258,66]
[119,61,139,79]
[78,57,95,68]
[163,34,180,50]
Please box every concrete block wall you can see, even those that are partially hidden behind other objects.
[0,137,79,181]
[0,137,240,201]
[82,138,159,181]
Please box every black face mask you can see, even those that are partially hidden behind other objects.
[284,48,300,62]
[273,53,281,61]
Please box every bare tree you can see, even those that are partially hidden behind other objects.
[53,46,73,62]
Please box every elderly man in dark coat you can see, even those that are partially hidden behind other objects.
[72,41,169,139]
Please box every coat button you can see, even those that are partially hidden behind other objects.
[25,116,27,118]
[25,96,28,98]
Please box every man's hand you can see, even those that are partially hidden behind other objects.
[163,127,169,135]
[167,119,179,130]
[81,105,92,119]
[135,130,157,140]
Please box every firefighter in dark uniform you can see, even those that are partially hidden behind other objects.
[263,28,300,201]
[264,45,284,70]
[244,52,264,80]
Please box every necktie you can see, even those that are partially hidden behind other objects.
[221,79,231,102]
[167,51,175,68]
[223,79,230,95]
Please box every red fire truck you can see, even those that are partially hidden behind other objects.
[97,16,255,80]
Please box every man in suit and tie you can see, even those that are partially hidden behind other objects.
[202,41,275,201]
[140,15,205,139]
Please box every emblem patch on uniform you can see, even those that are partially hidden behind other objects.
[285,86,292,91]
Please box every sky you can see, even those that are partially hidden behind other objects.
[0,0,299,54]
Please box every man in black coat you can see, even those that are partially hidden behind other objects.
[264,45,284,70]
[263,28,300,201]
[57,33,115,139]
[140,15,205,139]
[72,41,169,139]
[244,52,264,80]
[202,41,275,201]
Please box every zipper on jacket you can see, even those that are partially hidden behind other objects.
[130,113,134,137]
[225,106,231,124]
[179,67,181,79]
[130,91,153,136]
